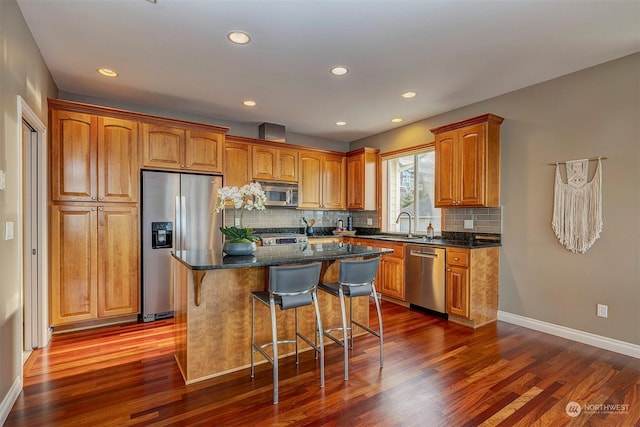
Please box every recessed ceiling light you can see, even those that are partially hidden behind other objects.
[243,100,256,107]
[330,66,349,76]
[392,118,403,123]
[97,68,118,77]
[227,31,251,45]
[336,121,347,126]
[401,91,417,98]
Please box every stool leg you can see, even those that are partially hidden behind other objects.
[338,285,349,381]
[269,296,279,404]
[250,296,255,378]
[295,307,299,365]
[371,283,384,368]
[312,290,325,387]
[349,296,354,350]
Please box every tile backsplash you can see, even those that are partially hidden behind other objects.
[442,207,502,233]
[224,207,502,234]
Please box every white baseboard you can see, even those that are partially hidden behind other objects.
[497,311,640,359]
[0,375,22,425]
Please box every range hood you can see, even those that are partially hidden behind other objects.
[259,122,286,143]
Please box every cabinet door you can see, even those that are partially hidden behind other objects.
[298,151,322,208]
[50,110,97,202]
[322,154,346,209]
[446,265,470,318]
[185,130,223,173]
[98,117,138,203]
[434,130,457,207]
[252,145,277,180]
[458,123,486,206]
[346,154,364,210]
[50,205,98,325]
[142,123,184,170]
[379,256,405,300]
[277,149,299,182]
[98,206,139,317]
[224,142,252,187]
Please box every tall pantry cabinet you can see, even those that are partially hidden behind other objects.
[49,101,140,326]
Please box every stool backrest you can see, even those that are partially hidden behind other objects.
[269,262,322,309]
[339,257,380,297]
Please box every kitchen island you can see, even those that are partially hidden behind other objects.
[172,243,392,384]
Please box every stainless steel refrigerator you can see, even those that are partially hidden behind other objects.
[141,171,223,322]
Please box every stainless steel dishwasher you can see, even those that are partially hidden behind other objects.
[406,244,447,317]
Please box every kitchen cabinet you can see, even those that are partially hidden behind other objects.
[252,145,298,182]
[346,147,379,211]
[431,114,503,207]
[50,205,139,325]
[50,110,138,203]
[224,139,253,187]
[299,151,346,210]
[142,123,224,173]
[445,247,499,328]
[346,238,405,301]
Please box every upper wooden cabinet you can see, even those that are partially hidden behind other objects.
[224,139,253,187]
[50,109,139,203]
[299,151,346,210]
[431,114,503,208]
[347,147,379,210]
[252,145,298,182]
[141,123,224,173]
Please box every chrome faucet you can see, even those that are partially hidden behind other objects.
[395,212,413,238]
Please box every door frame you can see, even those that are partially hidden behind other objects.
[18,96,50,352]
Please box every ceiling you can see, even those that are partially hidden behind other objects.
[17,0,640,143]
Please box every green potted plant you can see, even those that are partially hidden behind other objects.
[214,182,266,255]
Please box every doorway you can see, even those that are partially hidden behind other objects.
[18,96,48,359]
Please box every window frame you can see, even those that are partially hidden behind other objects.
[380,143,441,236]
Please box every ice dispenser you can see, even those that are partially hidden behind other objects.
[151,222,173,249]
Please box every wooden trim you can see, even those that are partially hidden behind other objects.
[429,113,504,135]
[380,142,434,158]
[226,134,347,157]
[48,98,229,133]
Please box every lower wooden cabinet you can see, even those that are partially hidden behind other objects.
[50,204,139,326]
[445,247,499,327]
[346,238,405,300]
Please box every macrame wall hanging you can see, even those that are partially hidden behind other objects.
[551,157,605,254]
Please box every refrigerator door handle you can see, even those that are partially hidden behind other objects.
[180,196,187,250]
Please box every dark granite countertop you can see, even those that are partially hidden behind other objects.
[172,242,393,270]
[347,235,501,248]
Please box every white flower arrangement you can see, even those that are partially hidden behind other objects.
[214,182,267,242]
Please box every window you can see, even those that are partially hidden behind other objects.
[382,149,441,236]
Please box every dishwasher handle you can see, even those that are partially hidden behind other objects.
[409,250,439,259]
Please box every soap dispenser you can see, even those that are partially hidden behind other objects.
[426,221,434,239]
[337,218,344,231]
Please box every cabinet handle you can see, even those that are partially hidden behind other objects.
[447,268,451,272]
[91,208,96,211]
[91,196,96,200]
[454,257,460,261]
[98,207,104,211]
[99,197,104,201]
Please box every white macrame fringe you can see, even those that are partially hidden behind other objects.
[551,159,603,254]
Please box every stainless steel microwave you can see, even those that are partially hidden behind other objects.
[257,182,298,207]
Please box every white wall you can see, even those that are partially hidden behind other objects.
[352,53,640,345]
[0,0,57,421]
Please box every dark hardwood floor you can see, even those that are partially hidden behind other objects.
[6,302,640,426]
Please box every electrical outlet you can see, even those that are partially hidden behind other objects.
[0,170,5,191]
[597,304,608,318]
[464,219,474,229]
[367,218,373,226]
[234,218,241,227]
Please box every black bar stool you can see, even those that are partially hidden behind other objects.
[318,257,382,380]
[250,262,324,404]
